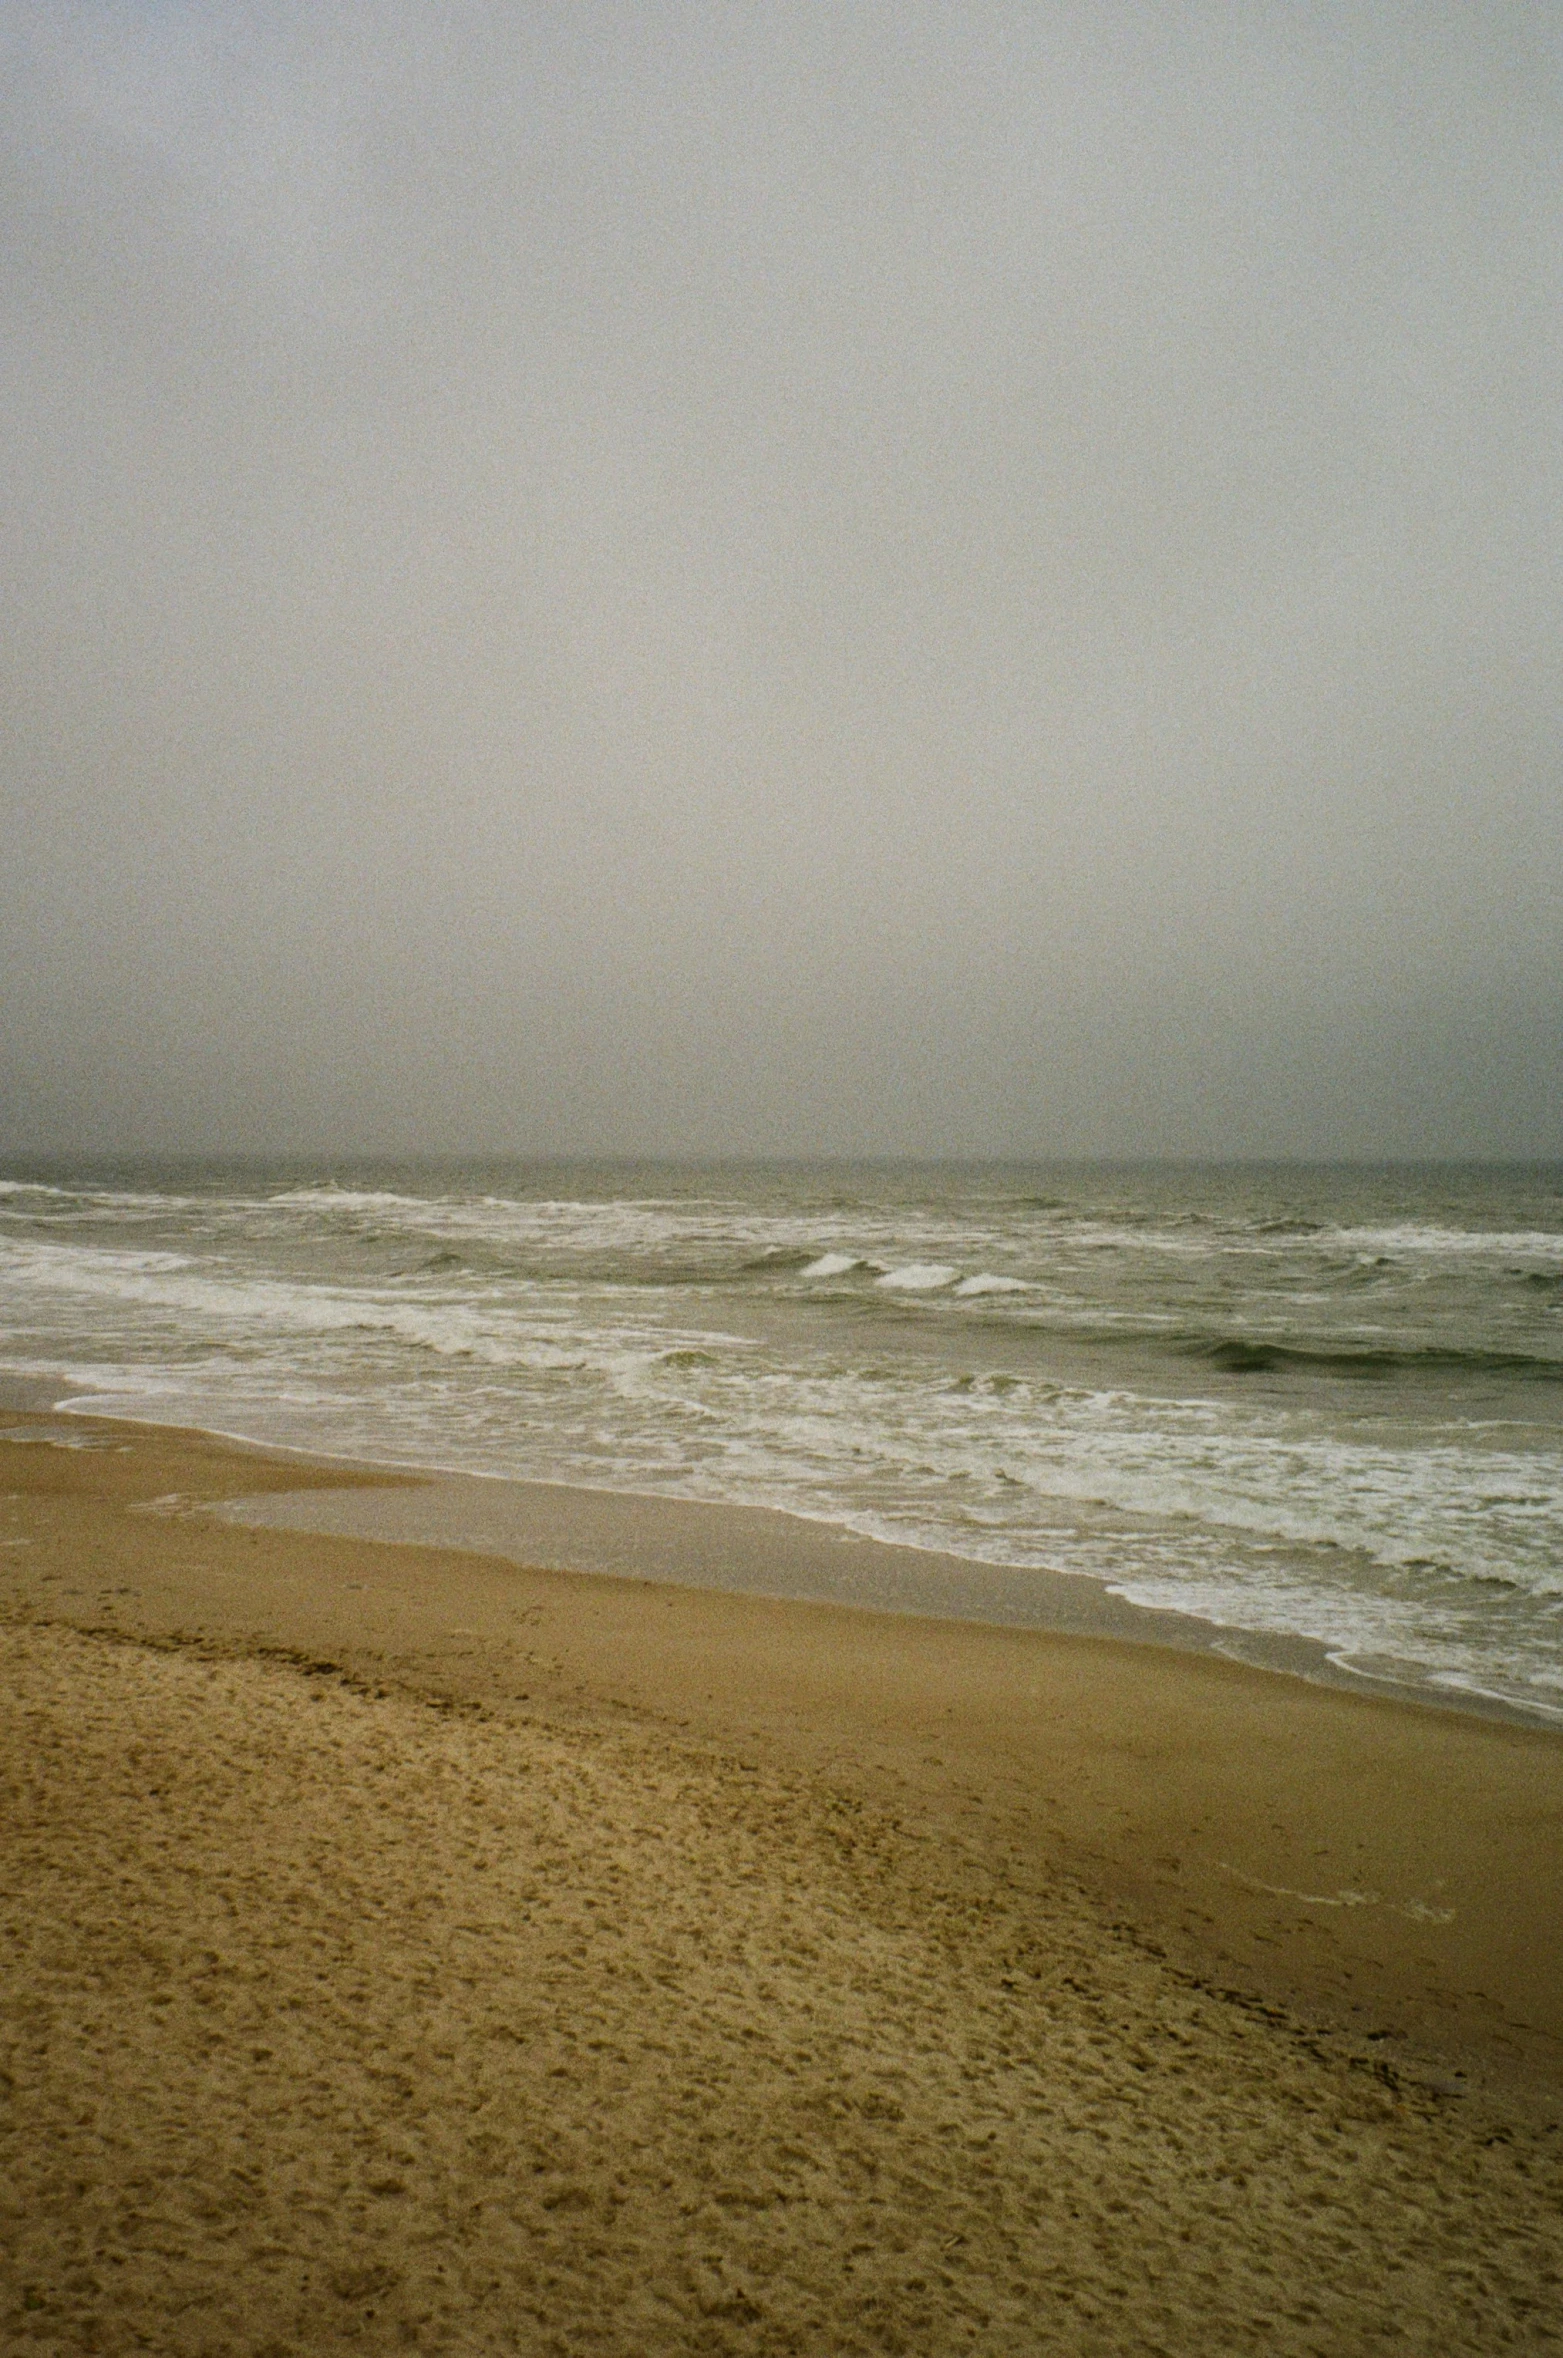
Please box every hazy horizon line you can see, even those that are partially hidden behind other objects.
[4,1148,1561,1176]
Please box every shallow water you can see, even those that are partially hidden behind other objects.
[2,1157,1560,1721]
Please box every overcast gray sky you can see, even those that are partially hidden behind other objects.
[3,1,1559,1158]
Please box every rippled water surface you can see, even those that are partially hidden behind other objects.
[3,1159,1560,1720]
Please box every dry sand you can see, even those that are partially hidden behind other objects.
[2,1413,1561,2355]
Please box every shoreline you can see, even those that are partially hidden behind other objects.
[4,1401,1562,2101]
[21,1378,1557,1736]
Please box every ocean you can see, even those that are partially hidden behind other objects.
[2,1158,1560,1725]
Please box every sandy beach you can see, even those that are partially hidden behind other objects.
[3,1410,1561,2354]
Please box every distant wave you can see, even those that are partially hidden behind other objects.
[0,1181,202,1212]
[270,1187,438,1210]
[1191,1336,1563,1382]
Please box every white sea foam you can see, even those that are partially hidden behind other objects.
[876,1264,957,1290]
[801,1252,860,1279]
[3,1242,196,1279]
[954,1274,1031,1296]
[1327,1226,1563,1259]
[1045,1223,1216,1256]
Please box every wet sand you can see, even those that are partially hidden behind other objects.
[2,1412,1561,2354]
